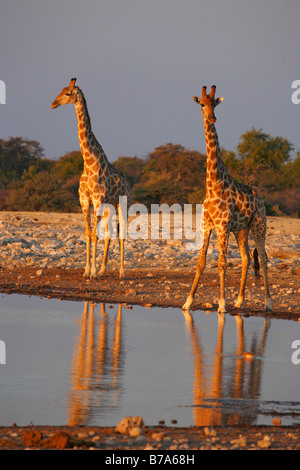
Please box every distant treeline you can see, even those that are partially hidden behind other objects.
[0,128,299,217]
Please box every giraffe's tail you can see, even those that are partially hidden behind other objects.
[253,248,260,277]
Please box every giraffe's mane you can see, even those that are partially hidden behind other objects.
[77,88,92,128]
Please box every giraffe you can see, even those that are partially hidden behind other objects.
[51,78,132,279]
[183,85,272,314]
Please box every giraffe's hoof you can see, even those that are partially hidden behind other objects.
[218,308,226,314]
[218,304,226,314]
[218,299,226,314]
[265,298,273,312]
[182,298,192,311]
[265,305,273,312]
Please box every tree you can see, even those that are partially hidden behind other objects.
[52,151,83,179]
[6,171,80,212]
[220,148,242,181]
[0,137,44,187]
[134,143,206,206]
[236,127,294,187]
[113,155,145,186]
[278,152,300,190]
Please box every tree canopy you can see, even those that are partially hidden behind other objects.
[0,137,45,186]
[235,127,294,188]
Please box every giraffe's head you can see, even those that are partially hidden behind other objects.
[51,78,79,109]
[193,86,223,125]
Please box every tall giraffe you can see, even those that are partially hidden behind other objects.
[183,85,272,314]
[51,78,132,279]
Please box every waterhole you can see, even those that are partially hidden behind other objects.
[0,293,300,427]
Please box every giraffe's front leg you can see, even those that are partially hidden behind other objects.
[90,210,101,279]
[234,228,251,309]
[79,189,93,278]
[99,236,110,277]
[217,227,229,314]
[90,231,98,279]
[182,228,211,311]
[83,239,91,278]
[83,212,92,278]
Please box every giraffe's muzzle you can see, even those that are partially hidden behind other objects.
[51,100,59,109]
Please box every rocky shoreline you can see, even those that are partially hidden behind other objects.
[1,212,299,277]
[0,211,299,320]
[0,423,300,451]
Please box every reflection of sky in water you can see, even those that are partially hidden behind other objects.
[0,293,300,427]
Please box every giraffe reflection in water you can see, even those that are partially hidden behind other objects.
[182,311,271,426]
[68,302,124,425]
[68,301,272,427]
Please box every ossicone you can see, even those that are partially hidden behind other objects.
[209,85,216,98]
[69,78,77,89]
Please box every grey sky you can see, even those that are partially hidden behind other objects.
[0,0,299,162]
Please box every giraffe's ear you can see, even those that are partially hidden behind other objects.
[215,97,224,106]
[193,95,201,104]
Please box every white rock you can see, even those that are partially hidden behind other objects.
[115,416,144,435]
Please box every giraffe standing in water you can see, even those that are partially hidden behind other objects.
[51,78,132,279]
[183,85,272,313]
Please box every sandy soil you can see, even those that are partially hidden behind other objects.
[0,212,299,450]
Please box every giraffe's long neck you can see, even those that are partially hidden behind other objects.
[203,120,225,193]
[74,89,109,174]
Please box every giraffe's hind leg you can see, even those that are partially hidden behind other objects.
[117,201,127,279]
[98,207,113,277]
[250,218,273,312]
[233,228,251,308]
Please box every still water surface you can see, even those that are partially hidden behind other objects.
[0,293,300,427]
